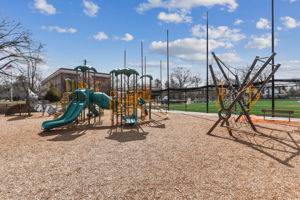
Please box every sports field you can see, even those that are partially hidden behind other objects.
[169,99,300,118]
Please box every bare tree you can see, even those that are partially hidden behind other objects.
[0,19,32,72]
[171,67,193,88]
[0,19,44,98]
[19,43,44,94]
[154,78,161,89]
[191,74,201,87]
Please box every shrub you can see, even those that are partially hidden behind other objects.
[44,82,60,102]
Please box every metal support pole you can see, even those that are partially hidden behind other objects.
[88,70,90,125]
[185,89,187,112]
[10,67,13,101]
[271,0,275,115]
[167,29,170,110]
[206,11,209,113]
[144,56,146,74]
[160,60,162,104]
[94,71,96,91]
[144,56,147,90]
[141,41,144,90]
[76,70,78,89]
[124,50,126,68]
[120,74,123,126]
[149,78,152,119]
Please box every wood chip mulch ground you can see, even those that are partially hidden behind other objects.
[0,112,300,199]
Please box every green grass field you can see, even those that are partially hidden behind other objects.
[169,99,300,118]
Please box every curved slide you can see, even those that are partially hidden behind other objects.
[41,90,111,130]
[41,90,87,130]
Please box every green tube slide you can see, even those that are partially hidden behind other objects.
[41,89,88,130]
[41,90,111,130]
[91,92,111,109]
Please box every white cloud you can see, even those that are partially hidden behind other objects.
[245,34,278,50]
[234,19,244,25]
[83,0,100,17]
[158,12,192,23]
[149,37,241,63]
[289,0,297,3]
[276,60,300,78]
[137,0,238,13]
[38,64,52,71]
[256,18,271,29]
[281,16,300,29]
[33,0,56,15]
[116,33,134,41]
[277,26,283,31]
[41,26,77,33]
[191,24,245,46]
[217,53,242,63]
[280,60,300,69]
[129,61,167,67]
[93,32,108,40]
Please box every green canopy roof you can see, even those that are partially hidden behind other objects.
[74,65,97,72]
[140,74,153,81]
[110,67,139,77]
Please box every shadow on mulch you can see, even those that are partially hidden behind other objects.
[182,114,216,122]
[106,125,149,143]
[6,115,32,121]
[208,123,300,168]
[39,128,87,142]
[139,118,167,129]
[38,118,166,142]
[38,123,110,141]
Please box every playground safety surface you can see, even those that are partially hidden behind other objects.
[0,112,300,199]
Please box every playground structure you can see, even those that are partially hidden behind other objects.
[207,52,281,135]
[110,68,152,126]
[41,65,110,130]
[140,74,153,120]
[61,78,101,105]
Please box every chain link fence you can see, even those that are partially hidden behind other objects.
[152,80,300,118]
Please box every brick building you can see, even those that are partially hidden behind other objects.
[42,68,111,96]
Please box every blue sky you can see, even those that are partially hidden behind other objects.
[1,0,300,83]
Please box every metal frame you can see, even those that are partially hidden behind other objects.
[207,52,281,135]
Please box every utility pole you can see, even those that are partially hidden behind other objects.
[167,29,170,110]
[206,11,209,113]
[271,0,275,115]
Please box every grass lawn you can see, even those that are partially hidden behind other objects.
[169,99,300,118]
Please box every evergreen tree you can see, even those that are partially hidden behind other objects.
[44,82,60,102]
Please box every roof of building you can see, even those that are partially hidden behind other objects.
[42,67,110,84]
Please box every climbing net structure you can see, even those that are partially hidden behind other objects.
[207,52,281,135]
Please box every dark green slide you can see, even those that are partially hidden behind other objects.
[41,90,87,130]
